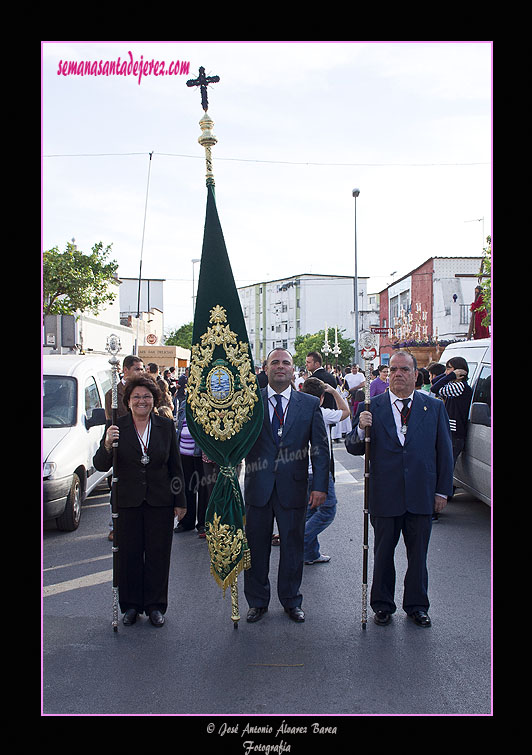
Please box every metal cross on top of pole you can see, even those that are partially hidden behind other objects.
[186,66,220,112]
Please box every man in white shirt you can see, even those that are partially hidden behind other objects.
[294,370,307,391]
[344,364,365,392]
[301,378,350,564]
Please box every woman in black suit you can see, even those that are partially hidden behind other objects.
[94,375,186,627]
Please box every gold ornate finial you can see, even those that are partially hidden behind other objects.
[198,112,217,185]
[186,66,220,186]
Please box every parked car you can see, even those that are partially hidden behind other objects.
[438,338,491,505]
[43,355,113,530]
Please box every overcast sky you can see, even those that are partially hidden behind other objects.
[42,41,492,333]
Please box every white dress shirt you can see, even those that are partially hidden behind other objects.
[357,389,414,445]
[267,385,292,422]
[357,389,446,499]
[388,389,416,446]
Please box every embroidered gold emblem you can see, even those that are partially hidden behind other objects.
[187,305,259,441]
[205,512,251,593]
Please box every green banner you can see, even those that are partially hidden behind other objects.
[186,185,264,594]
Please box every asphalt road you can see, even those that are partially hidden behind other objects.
[42,442,492,729]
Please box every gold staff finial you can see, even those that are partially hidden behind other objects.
[187,66,220,186]
[198,111,217,186]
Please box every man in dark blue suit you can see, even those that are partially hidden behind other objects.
[244,348,330,623]
[345,351,453,627]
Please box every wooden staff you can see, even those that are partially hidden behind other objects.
[359,332,378,630]
[106,335,121,632]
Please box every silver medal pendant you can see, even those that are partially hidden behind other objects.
[141,453,150,465]
[401,425,407,435]
[277,428,283,438]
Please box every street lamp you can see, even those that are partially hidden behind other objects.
[352,188,360,366]
[332,325,341,370]
[322,323,331,365]
[191,258,200,319]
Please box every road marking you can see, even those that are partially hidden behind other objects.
[248,663,304,667]
[43,554,111,572]
[333,459,360,484]
[43,569,112,597]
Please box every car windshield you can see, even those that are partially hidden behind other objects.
[43,376,77,427]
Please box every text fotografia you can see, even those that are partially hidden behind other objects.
[57,52,190,85]
[211,720,338,747]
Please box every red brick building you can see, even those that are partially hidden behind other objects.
[377,257,483,365]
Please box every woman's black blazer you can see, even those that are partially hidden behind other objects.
[93,412,186,509]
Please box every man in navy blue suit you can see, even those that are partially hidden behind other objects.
[244,348,330,623]
[345,351,453,627]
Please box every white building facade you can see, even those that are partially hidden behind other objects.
[238,274,379,366]
[43,277,168,359]
[432,257,484,340]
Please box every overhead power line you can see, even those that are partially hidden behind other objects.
[42,151,490,167]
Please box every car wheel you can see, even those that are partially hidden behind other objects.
[56,473,82,531]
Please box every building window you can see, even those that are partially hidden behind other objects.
[459,304,470,325]
[390,296,399,322]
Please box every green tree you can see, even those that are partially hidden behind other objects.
[293,328,355,369]
[43,241,118,317]
[165,321,193,349]
[480,235,491,328]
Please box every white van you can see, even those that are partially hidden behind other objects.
[437,338,491,505]
[43,355,113,530]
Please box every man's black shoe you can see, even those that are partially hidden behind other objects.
[374,611,392,626]
[285,606,305,623]
[123,609,138,626]
[409,610,431,627]
[246,607,268,623]
[149,610,165,627]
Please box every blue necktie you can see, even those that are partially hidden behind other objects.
[272,393,284,445]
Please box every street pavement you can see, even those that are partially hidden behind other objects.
[42,441,492,726]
